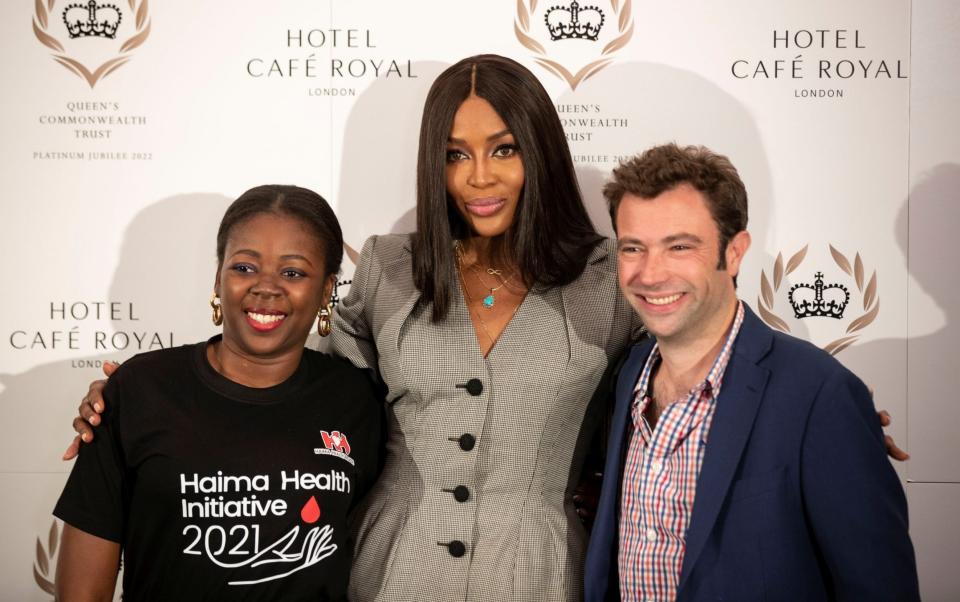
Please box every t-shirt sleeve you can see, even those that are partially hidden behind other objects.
[53,375,127,543]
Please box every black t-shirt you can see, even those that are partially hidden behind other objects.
[54,337,382,602]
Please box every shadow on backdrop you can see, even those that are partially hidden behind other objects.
[838,163,959,481]
[0,193,233,474]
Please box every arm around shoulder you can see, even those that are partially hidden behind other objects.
[800,366,920,601]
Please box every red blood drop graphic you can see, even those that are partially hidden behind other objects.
[300,496,321,523]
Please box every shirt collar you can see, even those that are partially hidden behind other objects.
[634,300,746,402]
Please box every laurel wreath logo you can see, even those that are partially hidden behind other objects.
[757,244,880,355]
[515,0,634,90]
[33,520,59,596]
[33,0,151,88]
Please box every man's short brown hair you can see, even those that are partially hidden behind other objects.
[604,143,748,268]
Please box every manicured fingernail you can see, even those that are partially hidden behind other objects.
[94,403,102,412]
[82,433,90,442]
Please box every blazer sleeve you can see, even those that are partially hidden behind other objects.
[330,235,381,376]
[800,367,920,601]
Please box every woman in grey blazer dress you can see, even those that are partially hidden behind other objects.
[332,55,641,601]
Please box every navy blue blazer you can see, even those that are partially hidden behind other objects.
[584,304,919,601]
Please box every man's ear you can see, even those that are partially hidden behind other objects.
[725,230,751,278]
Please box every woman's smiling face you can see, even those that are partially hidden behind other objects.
[216,212,332,361]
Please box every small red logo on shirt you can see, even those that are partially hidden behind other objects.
[300,496,321,523]
[320,431,351,455]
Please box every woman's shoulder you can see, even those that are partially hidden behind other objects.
[100,343,203,413]
[301,349,380,396]
[349,233,416,300]
[577,237,617,277]
[301,347,362,375]
[111,342,199,379]
[357,233,413,264]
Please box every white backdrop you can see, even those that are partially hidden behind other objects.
[1,0,957,599]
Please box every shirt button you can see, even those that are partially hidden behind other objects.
[651,460,663,472]
[453,485,470,503]
[456,378,483,396]
[646,529,657,542]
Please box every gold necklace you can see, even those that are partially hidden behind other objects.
[455,249,497,345]
[455,241,515,309]
[454,243,524,349]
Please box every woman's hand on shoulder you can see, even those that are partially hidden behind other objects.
[62,361,119,460]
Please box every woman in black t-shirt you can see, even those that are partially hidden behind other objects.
[54,185,381,602]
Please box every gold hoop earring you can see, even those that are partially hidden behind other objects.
[210,294,223,326]
[317,302,333,337]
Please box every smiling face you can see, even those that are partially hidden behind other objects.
[215,212,333,362]
[616,183,750,347]
[445,94,525,239]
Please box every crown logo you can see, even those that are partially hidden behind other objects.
[63,0,122,39]
[788,271,850,319]
[544,1,605,41]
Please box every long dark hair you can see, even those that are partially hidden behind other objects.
[216,185,343,279]
[412,54,603,321]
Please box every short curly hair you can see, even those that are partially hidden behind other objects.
[604,143,748,268]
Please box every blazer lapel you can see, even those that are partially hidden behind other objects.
[593,339,653,564]
[377,238,428,397]
[611,340,656,476]
[677,306,773,591]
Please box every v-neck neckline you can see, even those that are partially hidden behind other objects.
[456,276,532,359]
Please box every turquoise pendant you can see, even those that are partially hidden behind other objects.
[482,294,495,309]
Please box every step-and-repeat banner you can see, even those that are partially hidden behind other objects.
[1,1,957,598]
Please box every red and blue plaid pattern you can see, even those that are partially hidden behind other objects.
[618,302,745,601]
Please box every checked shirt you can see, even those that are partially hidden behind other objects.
[618,301,745,602]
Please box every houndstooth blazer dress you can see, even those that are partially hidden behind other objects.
[331,234,639,601]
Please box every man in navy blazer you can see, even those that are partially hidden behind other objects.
[584,144,919,601]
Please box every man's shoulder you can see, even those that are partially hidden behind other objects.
[736,303,851,380]
[764,328,851,380]
[745,326,871,420]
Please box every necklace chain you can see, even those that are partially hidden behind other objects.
[454,241,522,348]
[458,268,497,346]
[455,241,515,310]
